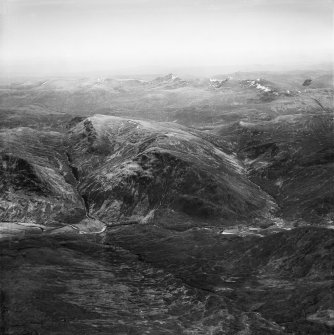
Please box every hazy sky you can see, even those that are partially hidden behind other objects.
[0,0,333,75]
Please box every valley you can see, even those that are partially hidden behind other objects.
[0,70,333,334]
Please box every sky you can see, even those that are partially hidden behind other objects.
[0,0,333,76]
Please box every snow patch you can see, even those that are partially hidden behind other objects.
[213,147,244,174]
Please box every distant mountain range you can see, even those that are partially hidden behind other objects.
[0,69,333,334]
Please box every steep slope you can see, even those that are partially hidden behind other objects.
[0,127,85,225]
[67,115,276,228]
[214,108,334,225]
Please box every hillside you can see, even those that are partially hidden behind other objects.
[0,70,333,334]
[67,115,276,228]
[213,107,334,224]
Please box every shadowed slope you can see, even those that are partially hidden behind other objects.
[0,127,85,225]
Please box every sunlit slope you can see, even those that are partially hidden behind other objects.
[67,115,276,227]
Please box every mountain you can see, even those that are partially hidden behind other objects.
[150,73,189,89]
[213,107,334,225]
[0,114,278,231]
[209,77,231,89]
[67,115,276,229]
[0,70,333,334]
[0,115,287,334]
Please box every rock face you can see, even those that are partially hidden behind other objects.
[0,127,85,225]
[67,115,276,227]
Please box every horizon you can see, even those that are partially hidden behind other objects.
[0,0,333,77]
